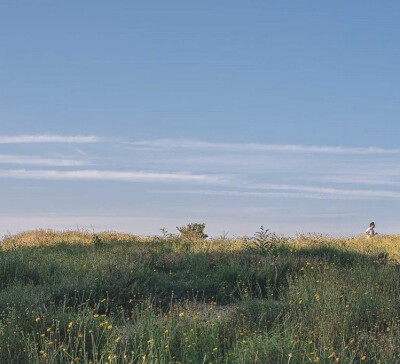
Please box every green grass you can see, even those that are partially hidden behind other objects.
[1,230,400,363]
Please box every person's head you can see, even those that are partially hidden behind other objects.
[370,222,375,228]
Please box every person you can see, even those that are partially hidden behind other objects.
[365,222,377,238]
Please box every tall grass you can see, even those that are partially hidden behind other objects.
[0,230,400,363]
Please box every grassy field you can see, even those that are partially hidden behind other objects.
[1,229,400,363]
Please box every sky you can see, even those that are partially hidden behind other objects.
[1,1,400,237]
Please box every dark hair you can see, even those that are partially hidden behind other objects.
[370,222,375,227]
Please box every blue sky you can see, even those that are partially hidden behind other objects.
[1,1,400,237]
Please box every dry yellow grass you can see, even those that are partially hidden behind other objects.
[2,230,400,261]
[293,234,400,261]
[0,229,150,250]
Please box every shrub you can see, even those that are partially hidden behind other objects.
[176,223,208,240]
[245,226,285,256]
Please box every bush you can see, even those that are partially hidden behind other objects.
[176,223,208,240]
[245,226,285,256]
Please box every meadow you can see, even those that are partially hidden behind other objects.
[1,227,400,363]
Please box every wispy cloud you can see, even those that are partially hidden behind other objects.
[0,135,100,143]
[130,139,400,155]
[0,169,226,184]
[308,174,400,187]
[154,184,400,200]
[153,189,321,199]
[250,183,400,199]
[0,154,89,167]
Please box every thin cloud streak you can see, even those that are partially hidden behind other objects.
[0,154,89,167]
[153,189,324,199]
[309,174,400,187]
[130,139,400,155]
[154,184,400,200]
[0,169,226,184]
[0,135,100,143]
[251,183,400,199]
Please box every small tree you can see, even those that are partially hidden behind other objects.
[245,226,283,256]
[176,223,208,240]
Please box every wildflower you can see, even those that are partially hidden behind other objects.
[328,352,335,359]
[39,350,46,356]
[212,347,218,352]
[115,337,120,343]
[314,294,320,302]
[361,356,366,361]
[68,322,73,329]
[78,333,83,338]
[387,327,391,332]
[93,314,99,318]
[164,329,169,333]
[107,325,113,330]
[178,312,184,317]
[35,317,40,323]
